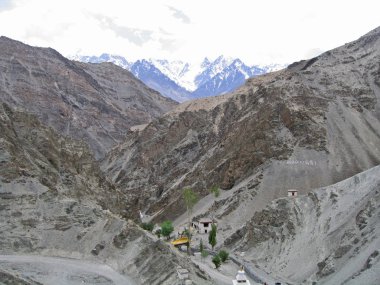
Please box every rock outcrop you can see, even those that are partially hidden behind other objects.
[103,27,380,222]
[0,37,177,158]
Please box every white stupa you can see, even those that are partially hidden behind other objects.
[232,266,251,285]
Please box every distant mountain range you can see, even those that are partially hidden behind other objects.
[70,54,286,102]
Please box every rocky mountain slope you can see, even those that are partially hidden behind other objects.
[102,26,380,223]
[0,103,212,285]
[225,165,380,285]
[0,37,177,158]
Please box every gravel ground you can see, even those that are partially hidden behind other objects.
[0,255,135,285]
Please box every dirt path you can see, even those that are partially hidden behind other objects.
[0,255,135,285]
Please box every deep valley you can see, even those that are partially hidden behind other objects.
[1,26,380,285]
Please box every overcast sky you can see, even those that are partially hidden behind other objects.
[0,0,379,65]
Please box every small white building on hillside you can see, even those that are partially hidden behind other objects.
[232,266,250,285]
[288,189,298,197]
[192,218,215,234]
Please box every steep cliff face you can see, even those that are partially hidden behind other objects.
[103,27,380,221]
[225,165,380,285]
[0,104,211,285]
[0,37,177,158]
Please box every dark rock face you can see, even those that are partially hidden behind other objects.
[0,37,177,158]
[103,27,380,221]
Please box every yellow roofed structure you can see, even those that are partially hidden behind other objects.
[171,237,189,246]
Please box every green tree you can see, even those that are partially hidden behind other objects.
[201,250,208,263]
[208,224,217,250]
[209,185,220,220]
[218,250,229,262]
[161,220,174,240]
[199,239,204,253]
[212,254,221,269]
[183,229,190,239]
[141,222,154,232]
[183,188,198,254]
[210,185,220,198]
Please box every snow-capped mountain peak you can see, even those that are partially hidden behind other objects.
[70,53,132,70]
[71,53,286,101]
[148,59,196,91]
[194,55,236,87]
[191,57,266,99]
[200,57,211,68]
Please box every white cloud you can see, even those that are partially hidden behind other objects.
[92,14,154,46]
[167,6,191,24]
[0,0,379,64]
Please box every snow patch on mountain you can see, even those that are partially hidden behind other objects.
[149,59,198,92]
[257,63,287,73]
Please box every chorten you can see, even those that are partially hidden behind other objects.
[232,266,251,284]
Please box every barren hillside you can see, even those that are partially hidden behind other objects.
[0,103,211,285]
[103,27,380,222]
[225,165,380,285]
[0,37,177,158]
